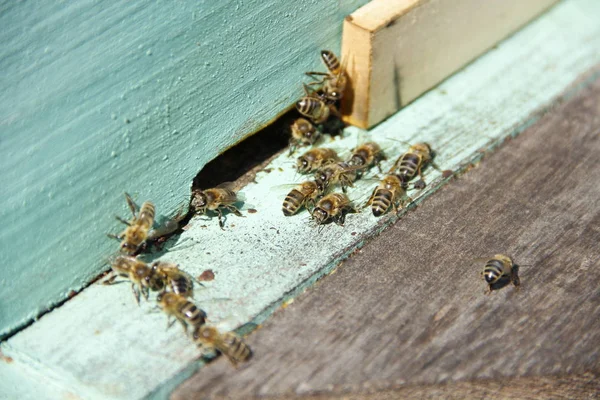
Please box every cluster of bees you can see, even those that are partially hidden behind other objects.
[105,193,251,366]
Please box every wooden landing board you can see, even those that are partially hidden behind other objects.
[341,0,559,128]
[1,1,599,399]
[172,69,600,400]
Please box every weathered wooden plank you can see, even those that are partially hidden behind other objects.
[0,0,370,338]
[1,1,599,399]
[172,69,600,399]
[341,0,559,128]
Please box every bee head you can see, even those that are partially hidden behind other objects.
[191,191,208,212]
[312,207,328,224]
[296,157,310,172]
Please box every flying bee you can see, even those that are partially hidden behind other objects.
[191,183,244,229]
[108,193,155,254]
[481,254,521,293]
[314,161,359,193]
[311,192,356,226]
[390,142,436,189]
[282,180,322,216]
[365,174,409,217]
[104,256,164,304]
[157,292,207,336]
[193,325,252,367]
[296,147,340,174]
[151,261,196,299]
[289,118,320,155]
[347,141,385,176]
[305,50,348,103]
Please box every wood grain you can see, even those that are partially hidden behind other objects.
[172,72,600,399]
[341,0,559,128]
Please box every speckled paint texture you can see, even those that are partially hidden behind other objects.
[1,1,599,398]
[0,0,371,338]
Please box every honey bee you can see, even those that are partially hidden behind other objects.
[314,161,358,193]
[365,174,408,217]
[390,143,435,189]
[151,261,196,299]
[311,192,356,226]
[481,254,521,293]
[157,292,207,335]
[193,325,252,367]
[296,147,340,174]
[295,95,332,125]
[282,180,322,216]
[289,118,319,155]
[305,50,348,103]
[108,193,155,254]
[191,184,244,229]
[347,142,385,175]
[105,256,164,304]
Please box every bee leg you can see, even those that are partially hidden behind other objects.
[115,216,131,226]
[106,233,122,241]
[178,319,189,336]
[101,272,118,285]
[142,287,150,301]
[364,187,377,209]
[131,283,141,306]
[334,211,347,226]
[225,205,244,218]
[166,316,176,330]
[215,208,226,230]
[124,192,138,218]
[511,265,521,288]
[412,179,427,190]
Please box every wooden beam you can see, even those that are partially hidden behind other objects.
[341,0,560,128]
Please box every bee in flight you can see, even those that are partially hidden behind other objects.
[151,261,196,299]
[347,141,385,177]
[282,180,322,217]
[289,118,320,155]
[481,254,521,293]
[193,325,252,367]
[390,142,436,189]
[157,292,207,336]
[296,147,340,174]
[365,174,409,217]
[104,256,164,305]
[314,161,359,193]
[305,50,348,104]
[191,183,244,229]
[108,193,155,254]
[311,192,356,227]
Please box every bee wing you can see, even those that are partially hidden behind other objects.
[214,182,237,190]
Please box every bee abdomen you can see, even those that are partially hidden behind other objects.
[180,302,206,327]
[139,202,156,227]
[321,50,340,73]
[398,154,420,178]
[223,333,252,362]
[282,190,304,216]
[483,259,505,284]
[371,190,392,217]
[171,276,192,297]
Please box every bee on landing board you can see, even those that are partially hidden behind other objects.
[365,174,409,217]
[191,183,244,229]
[305,50,348,103]
[282,180,323,216]
[107,193,155,254]
[481,254,521,293]
[296,147,340,174]
[193,325,252,367]
[347,141,385,177]
[157,292,207,336]
[390,143,436,190]
[104,256,164,305]
[151,261,196,299]
[289,118,320,155]
[311,192,356,227]
[314,161,359,193]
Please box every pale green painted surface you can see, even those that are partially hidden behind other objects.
[1,1,599,399]
[0,0,371,338]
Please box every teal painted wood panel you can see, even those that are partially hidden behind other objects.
[1,0,599,398]
[0,0,371,338]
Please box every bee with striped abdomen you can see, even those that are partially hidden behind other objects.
[157,292,207,336]
[305,50,348,103]
[151,261,196,299]
[108,193,155,254]
[282,180,322,216]
[314,162,359,193]
[311,192,356,226]
[289,118,319,155]
[193,325,252,367]
[390,143,435,189]
[481,254,521,293]
[104,256,165,304]
[365,174,408,217]
[191,183,244,229]
[296,147,340,174]
[347,141,385,176]
[295,95,332,125]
